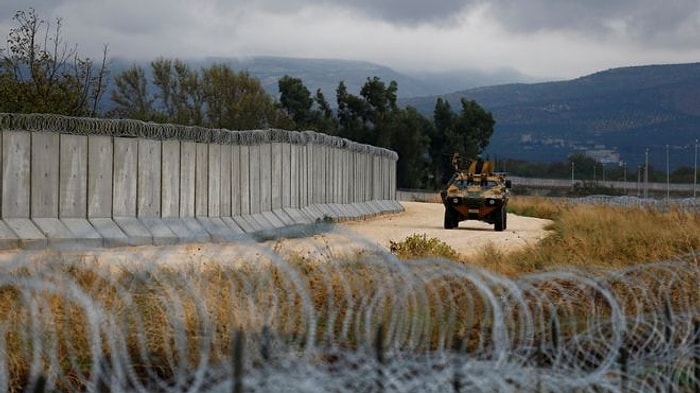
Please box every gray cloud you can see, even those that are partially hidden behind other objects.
[259,0,700,46]
[245,0,700,39]
[2,0,700,80]
[245,0,473,25]
[0,1,67,23]
[479,0,700,47]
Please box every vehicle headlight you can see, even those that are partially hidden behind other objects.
[452,198,459,204]
[488,199,496,205]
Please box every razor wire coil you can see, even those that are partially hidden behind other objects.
[0,113,399,160]
[0,237,696,392]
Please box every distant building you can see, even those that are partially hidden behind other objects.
[585,149,620,164]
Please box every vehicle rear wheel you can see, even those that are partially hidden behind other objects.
[494,207,505,232]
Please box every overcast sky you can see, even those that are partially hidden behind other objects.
[2,0,700,80]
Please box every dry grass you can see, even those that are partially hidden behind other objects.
[0,197,697,391]
[462,197,699,276]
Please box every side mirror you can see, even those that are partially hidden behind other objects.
[505,180,512,189]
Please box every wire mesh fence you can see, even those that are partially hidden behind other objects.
[0,232,697,392]
[570,195,700,213]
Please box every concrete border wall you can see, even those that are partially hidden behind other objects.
[0,113,402,249]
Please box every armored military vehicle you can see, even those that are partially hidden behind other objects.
[440,154,512,231]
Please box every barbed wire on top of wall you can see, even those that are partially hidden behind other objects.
[0,113,399,160]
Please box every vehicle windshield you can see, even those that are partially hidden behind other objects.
[453,179,500,188]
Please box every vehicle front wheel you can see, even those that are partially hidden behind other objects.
[494,207,506,232]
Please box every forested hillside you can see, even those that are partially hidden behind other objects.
[403,63,700,170]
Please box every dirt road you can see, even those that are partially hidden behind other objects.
[0,202,553,265]
[337,201,553,257]
[268,201,553,260]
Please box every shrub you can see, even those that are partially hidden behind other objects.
[389,233,459,260]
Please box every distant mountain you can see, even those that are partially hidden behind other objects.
[402,62,700,170]
[105,57,698,171]
[108,56,535,100]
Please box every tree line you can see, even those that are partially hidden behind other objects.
[0,8,494,189]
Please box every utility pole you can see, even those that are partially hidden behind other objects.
[602,163,606,185]
[637,165,642,197]
[666,144,670,199]
[644,148,649,199]
[593,163,597,183]
[571,161,575,189]
[694,139,698,198]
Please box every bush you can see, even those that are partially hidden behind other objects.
[389,233,459,260]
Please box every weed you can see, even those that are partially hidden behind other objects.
[389,233,459,260]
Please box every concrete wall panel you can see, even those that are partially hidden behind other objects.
[179,141,196,217]
[259,143,272,212]
[271,143,283,210]
[373,156,381,200]
[324,146,331,203]
[249,145,260,214]
[220,145,232,217]
[311,144,321,203]
[161,140,180,217]
[59,134,88,218]
[31,132,60,218]
[113,137,138,217]
[337,148,343,203]
[137,139,162,217]
[239,145,250,215]
[301,144,308,207]
[231,145,241,216]
[2,132,31,218]
[301,145,309,207]
[328,148,336,203]
[207,143,221,217]
[88,136,113,218]
[387,160,396,201]
[195,143,209,216]
[289,144,298,209]
[282,143,292,208]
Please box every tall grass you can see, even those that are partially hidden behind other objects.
[0,197,697,391]
[482,198,698,275]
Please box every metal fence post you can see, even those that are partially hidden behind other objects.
[376,324,385,393]
[232,328,244,393]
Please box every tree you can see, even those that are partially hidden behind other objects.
[0,8,109,116]
[452,98,495,159]
[111,60,288,130]
[310,88,337,133]
[110,65,153,120]
[201,64,284,130]
[342,76,432,188]
[387,106,432,188]
[360,76,397,117]
[151,57,204,126]
[335,81,367,142]
[278,75,313,129]
[430,98,456,185]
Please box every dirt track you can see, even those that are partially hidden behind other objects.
[336,201,553,257]
[0,202,553,265]
[268,201,554,260]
